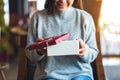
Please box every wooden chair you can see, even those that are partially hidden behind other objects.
[17,0,105,80]
[17,35,36,80]
[0,63,9,80]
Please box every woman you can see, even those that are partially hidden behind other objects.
[26,0,99,80]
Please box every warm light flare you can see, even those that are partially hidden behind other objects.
[100,0,120,55]
[101,0,120,24]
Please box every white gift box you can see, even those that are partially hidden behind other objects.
[47,40,79,56]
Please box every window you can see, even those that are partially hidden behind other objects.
[3,0,9,25]
[100,0,120,55]
[36,0,46,10]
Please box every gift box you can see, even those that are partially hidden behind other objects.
[28,33,69,50]
[47,40,79,56]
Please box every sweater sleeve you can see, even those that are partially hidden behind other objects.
[80,14,99,63]
[25,13,45,62]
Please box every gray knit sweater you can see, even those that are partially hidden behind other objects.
[26,7,99,80]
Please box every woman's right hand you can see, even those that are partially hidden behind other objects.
[76,38,86,57]
[36,38,47,55]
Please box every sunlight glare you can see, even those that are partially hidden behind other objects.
[101,0,120,24]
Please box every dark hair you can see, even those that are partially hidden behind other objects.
[72,0,83,10]
[44,0,55,14]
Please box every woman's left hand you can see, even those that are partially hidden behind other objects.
[36,38,47,55]
[77,39,86,57]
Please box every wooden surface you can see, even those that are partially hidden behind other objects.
[17,35,27,80]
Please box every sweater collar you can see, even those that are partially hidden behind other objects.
[53,7,74,20]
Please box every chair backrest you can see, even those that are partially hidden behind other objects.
[73,0,84,10]
[17,35,36,80]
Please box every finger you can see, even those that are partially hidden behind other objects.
[77,39,85,49]
[79,39,85,48]
[40,47,47,54]
[36,38,44,42]
[41,49,47,55]
[76,53,85,57]
[79,47,86,52]
[78,53,84,57]
[79,48,86,56]
[36,48,47,55]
